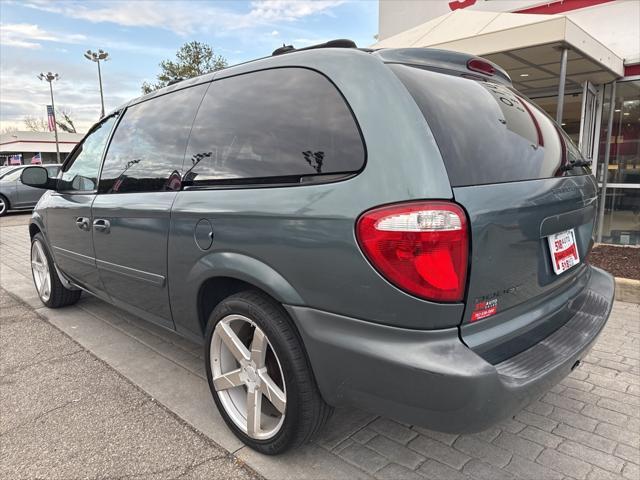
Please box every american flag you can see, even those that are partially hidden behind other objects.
[31,153,42,164]
[47,105,55,132]
[9,154,22,165]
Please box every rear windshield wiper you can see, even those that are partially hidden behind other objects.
[560,160,591,172]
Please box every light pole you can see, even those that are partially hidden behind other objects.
[37,72,61,163]
[84,49,109,118]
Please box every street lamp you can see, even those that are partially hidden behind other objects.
[84,49,109,118]
[37,72,61,164]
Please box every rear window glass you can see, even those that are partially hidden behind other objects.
[184,67,365,185]
[390,64,584,187]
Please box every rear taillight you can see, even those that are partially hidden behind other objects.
[356,201,469,302]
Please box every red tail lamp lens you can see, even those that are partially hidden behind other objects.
[467,59,495,76]
[356,201,469,302]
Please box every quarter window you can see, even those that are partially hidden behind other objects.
[99,84,207,194]
[58,115,117,192]
[184,68,364,185]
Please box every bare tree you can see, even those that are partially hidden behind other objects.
[23,116,48,132]
[56,110,77,133]
[1,125,18,134]
[23,110,77,133]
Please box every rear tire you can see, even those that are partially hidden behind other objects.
[0,194,8,217]
[205,290,332,454]
[31,233,81,308]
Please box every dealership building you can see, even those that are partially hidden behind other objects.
[0,131,83,166]
[376,0,639,245]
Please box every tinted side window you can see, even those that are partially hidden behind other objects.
[99,84,207,194]
[59,115,117,192]
[184,68,364,185]
[390,64,586,186]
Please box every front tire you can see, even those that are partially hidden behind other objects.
[205,290,331,454]
[0,194,9,217]
[31,233,81,308]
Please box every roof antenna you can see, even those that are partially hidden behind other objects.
[272,43,295,56]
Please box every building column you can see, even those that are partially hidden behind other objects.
[556,47,569,124]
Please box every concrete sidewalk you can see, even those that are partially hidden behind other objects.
[1,212,639,480]
[0,288,260,480]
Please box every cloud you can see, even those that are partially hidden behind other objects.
[0,22,173,56]
[248,0,344,22]
[0,54,139,133]
[0,0,352,131]
[0,23,87,49]
[22,0,345,36]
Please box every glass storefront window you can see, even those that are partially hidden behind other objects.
[596,80,640,245]
[600,187,640,245]
[598,80,640,185]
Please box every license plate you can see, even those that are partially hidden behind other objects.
[547,229,580,275]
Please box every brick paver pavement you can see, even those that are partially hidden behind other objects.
[1,212,639,480]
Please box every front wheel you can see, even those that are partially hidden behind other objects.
[31,233,81,308]
[0,194,9,217]
[205,290,331,454]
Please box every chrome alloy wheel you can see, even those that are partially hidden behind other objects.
[211,314,287,440]
[31,240,51,302]
[0,197,6,216]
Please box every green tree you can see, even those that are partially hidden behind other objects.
[142,41,227,94]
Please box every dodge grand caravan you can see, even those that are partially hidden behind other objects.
[22,41,614,454]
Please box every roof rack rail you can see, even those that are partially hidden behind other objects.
[272,39,357,56]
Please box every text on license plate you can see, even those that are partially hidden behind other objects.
[547,229,580,275]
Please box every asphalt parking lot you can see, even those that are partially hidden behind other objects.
[1,211,639,480]
[0,288,260,480]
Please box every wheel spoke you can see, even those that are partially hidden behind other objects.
[246,388,262,436]
[260,371,286,414]
[31,241,50,300]
[35,242,46,264]
[218,322,251,363]
[212,368,244,391]
[250,328,268,368]
[43,273,51,297]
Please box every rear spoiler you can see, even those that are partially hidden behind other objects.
[372,48,512,86]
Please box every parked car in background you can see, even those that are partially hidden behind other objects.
[0,164,61,216]
[21,41,614,455]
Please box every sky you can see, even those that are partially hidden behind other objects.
[0,0,378,133]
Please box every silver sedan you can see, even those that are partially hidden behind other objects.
[0,164,60,216]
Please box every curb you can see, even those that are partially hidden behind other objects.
[615,277,640,304]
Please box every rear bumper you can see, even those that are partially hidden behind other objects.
[286,266,614,432]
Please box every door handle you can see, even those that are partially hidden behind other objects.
[75,217,90,231]
[93,218,111,234]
